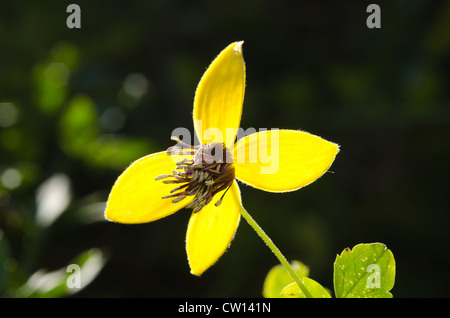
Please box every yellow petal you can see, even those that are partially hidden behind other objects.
[193,41,246,148]
[233,129,339,192]
[186,181,241,276]
[105,151,192,224]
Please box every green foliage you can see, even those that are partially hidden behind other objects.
[263,243,395,298]
[281,278,331,298]
[15,248,105,298]
[1,1,447,297]
[0,169,107,298]
[59,94,99,156]
[262,260,309,298]
[334,243,395,298]
[58,94,154,168]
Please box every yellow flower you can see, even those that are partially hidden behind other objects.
[105,42,339,276]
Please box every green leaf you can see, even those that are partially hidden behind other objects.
[333,243,395,298]
[33,62,68,115]
[281,278,332,298]
[58,94,99,158]
[58,94,154,168]
[262,261,309,298]
[86,135,154,169]
[16,248,106,298]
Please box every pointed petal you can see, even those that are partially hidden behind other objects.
[105,151,192,224]
[233,129,339,192]
[193,42,246,147]
[186,181,241,276]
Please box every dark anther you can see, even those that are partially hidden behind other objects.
[156,141,235,213]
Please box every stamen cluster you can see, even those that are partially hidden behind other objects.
[155,137,235,213]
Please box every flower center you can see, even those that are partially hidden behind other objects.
[155,137,235,213]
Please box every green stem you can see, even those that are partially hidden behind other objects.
[239,206,313,298]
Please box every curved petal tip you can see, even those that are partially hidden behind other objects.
[234,41,244,53]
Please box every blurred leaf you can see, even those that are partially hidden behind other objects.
[49,42,80,71]
[333,243,395,298]
[77,202,107,224]
[17,268,67,298]
[0,167,22,190]
[281,278,331,298]
[35,173,71,227]
[58,94,99,157]
[66,248,106,295]
[0,102,19,128]
[17,248,106,298]
[0,125,40,160]
[31,42,78,116]
[32,62,69,115]
[86,135,154,169]
[58,94,153,168]
[262,260,309,298]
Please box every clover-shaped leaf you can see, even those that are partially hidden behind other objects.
[333,243,395,298]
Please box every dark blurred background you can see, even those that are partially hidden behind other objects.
[1,0,449,297]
